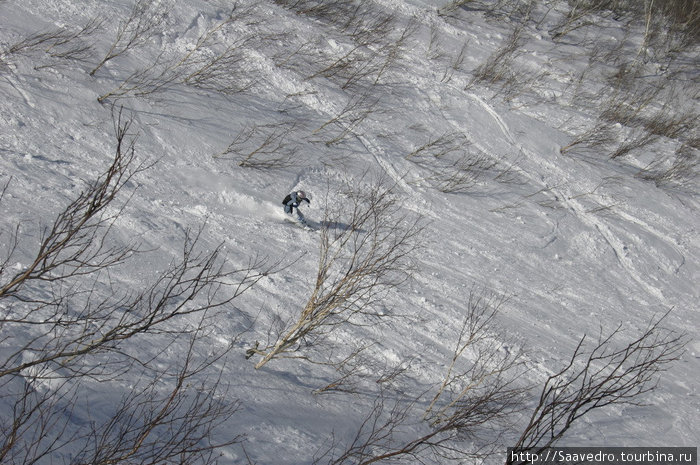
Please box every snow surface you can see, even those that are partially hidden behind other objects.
[1,0,698,463]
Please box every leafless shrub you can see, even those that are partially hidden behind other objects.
[321,304,685,465]
[317,289,526,465]
[268,0,421,93]
[72,326,242,465]
[406,131,497,193]
[467,24,543,101]
[305,16,411,90]
[313,347,416,395]
[97,4,261,102]
[175,3,265,95]
[548,0,613,41]
[272,36,319,72]
[559,119,617,155]
[441,40,470,84]
[438,0,480,19]
[597,84,697,159]
[437,1,462,18]
[609,128,660,159]
[275,0,394,43]
[492,158,528,186]
[424,18,470,82]
[643,107,698,141]
[90,0,169,76]
[635,142,699,193]
[470,26,524,88]
[432,155,499,193]
[407,131,467,161]
[568,176,622,213]
[275,0,417,90]
[490,180,563,214]
[314,93,381,146]
[273,0,353,25]
[0,18,102,71]
[313,387,416,465]
[0,109,271,464]
[599,83,662,127]
[96,56,180,103]
[659,0,700,46]
[509,310,686,463]
[423,290,521,423]
[0,109,145,305]
[312,344,376,395]
[247,174,423,369]
[372,18,419,87]
[179,36,258,95]
[548,0,699,46]
[426,23,447,61]
[215,121,302,169]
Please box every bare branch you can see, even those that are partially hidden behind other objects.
[90,0,168,76]
[509,310,687,463]
[249,173,423,368]
[0,18,102,71]
[0,109,270,465]
[215,121,302,170]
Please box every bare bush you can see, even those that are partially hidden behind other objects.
[470,26,524,88]
[548,0,615,41]
[0,109,271,464]
[96,57,180,103]
[441,40,470,84]
[406,131,497,193]
[313,93,381,146]
[508,310,686,463]
[306,16,413,90]
[595,83,698,159]
[319,304,685,465]
[247,174,423,369]
[0,18,101,71]
[313,387,416,465]
[467,24,545,102]
[313,347,416,396]
[274,0,393,42]
[423,290,522,424]
[90,0,169,76]
[176,3,264,95]
[426,23,445,61]
[559,119,617,155]
[635,142,699,192]
[215,121,302,169]
[548,0,699,46]
[73,326,242,465]
[274,0,417,90]
[316,289,526,464]
[609,128,660,159]
[659,0,700,46]
[97,3,261,102]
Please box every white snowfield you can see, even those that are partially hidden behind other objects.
[0,0,697,464]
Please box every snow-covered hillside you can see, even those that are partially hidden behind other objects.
[1,0,698,463]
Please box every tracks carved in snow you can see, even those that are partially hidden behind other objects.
[467,93,666,301]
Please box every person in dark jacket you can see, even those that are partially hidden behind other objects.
[282,190,310,224]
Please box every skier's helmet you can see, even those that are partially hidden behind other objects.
[297,190,306,199]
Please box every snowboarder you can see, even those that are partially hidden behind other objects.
[282,190,311,225]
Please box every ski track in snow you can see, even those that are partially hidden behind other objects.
[243,22,435,219]
[2,75,36,108]
[354,132,437,219]
[466,92,668,302]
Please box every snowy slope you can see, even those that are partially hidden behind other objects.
[1,0,698,463]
